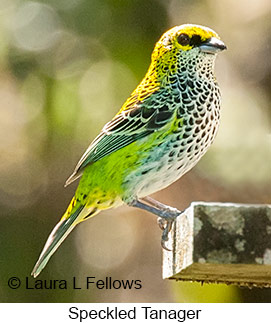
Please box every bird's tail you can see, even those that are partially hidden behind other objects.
[31,200,90,278]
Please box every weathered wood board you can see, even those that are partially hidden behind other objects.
[163,202,271,287]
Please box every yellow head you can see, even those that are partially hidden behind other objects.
[154,24,226,56]
[143,24,226,86]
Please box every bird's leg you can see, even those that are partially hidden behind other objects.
[141,196,180,229]
[128,197,182,250]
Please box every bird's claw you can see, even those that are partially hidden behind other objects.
[157,217,167,230]
[159,218,174,251]
[161,238,171,251]
[157,208,182,251]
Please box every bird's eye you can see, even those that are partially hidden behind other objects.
[177,33,190,46]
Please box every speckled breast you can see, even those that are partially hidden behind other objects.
[133,83,220,197]
[124,52,222,198]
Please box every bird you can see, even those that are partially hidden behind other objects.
[31,24,226,278]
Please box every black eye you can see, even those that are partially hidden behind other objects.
[177,33,190,46]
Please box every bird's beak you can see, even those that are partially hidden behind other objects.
[199,37,227,54]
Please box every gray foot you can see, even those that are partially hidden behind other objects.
[128,197,182,251]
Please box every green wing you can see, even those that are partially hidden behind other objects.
[65,95,175,186]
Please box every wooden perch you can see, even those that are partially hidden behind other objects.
[163,202,271,287]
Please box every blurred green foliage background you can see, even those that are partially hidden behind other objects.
[0,0,270,302]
